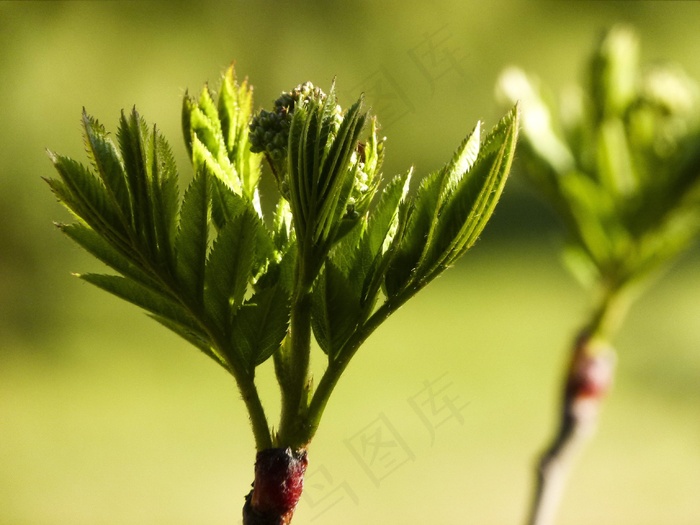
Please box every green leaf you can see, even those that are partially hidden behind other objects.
[287,103,313,238]
[366,171,412,256]
[47,153,128,244]
[206,177,275,274]
[210,175,248,231]
[311,261,362,358]
[424,104,519,274]
[205,207,259,331]
[385,106,519,295]
[496,67,575,179]
[117,108,155,250]
[287,90,367,265]
[150,128,180,268]
[186,86,223,162]
[149,314,231,373]
[329,170,411,310]
[384,169,443,296]
[80,273,205,340]
[590,25,639,121]
[218,65,261,197]
[182,94,195,158]
[360,171,412,306]
[175,168,210,304]
[191,132,241,196]
[218,66,241,154]
[230,284,291,372]
[316,96,366,245]
[403,122,483,276]
[596,117,637,198]
[184,68,263,206]
[272,198,294,251]
[436,121,483,206]
[80,272,231,372]
[58,223,161,292]
[81,110,133,225]
[559,173,629,269]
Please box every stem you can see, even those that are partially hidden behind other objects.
[162,273,274,451]
[307,285,417,441]
[526,286,626,525]
[277,258,315,447]
[236,372,274,450]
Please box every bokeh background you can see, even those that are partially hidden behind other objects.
[1,1,699,524]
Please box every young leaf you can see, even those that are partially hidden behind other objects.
[150,128,180,269]
[117,108,155,251]
[315,97,366,246]
[47,153,128,244]
[383,169,444,297]
[384,105,519,295]
[424,105,519,275]
[81,110,133,225]
[58,222,161,292]
[80,273,204,340]
[150,314,230,372]
[359,171,412,307]
[230,284,291,372]
[79,272,230,372]
[596,117,637,198]
[330,170,412,310]
[191,132,241,197]
[205,207,259,331]
[311,261,362,359]
[175,168,210,304]
[218,66,261,197]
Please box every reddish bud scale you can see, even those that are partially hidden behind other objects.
[243,448,308,525]
[566,342,615,402]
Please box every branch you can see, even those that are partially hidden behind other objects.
[526,312,618,525]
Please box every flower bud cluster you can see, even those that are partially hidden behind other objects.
[249,82,342,168]
[344,136,383,220]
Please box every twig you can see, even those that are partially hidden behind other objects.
[526,330,616,525]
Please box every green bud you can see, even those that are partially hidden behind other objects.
[250,81,344,190]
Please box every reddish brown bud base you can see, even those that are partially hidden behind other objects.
[565,334,615,402]
[243,448,308,525]
[567,352,614,400]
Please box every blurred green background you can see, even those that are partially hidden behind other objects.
[1,1,699,524]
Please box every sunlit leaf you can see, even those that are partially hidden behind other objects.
[205,207,259,331]
[175,168,209,304]
[230,284,291,371]
[82,110,132,224]
[80,273,202,338]
[117,108,155,251]
[58,222,160,291]
[311,261,362,358]
[47,153,127,242]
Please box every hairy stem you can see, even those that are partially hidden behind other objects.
[236,372,274,451]
[307,283,422,440]
[277,257,315,448]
